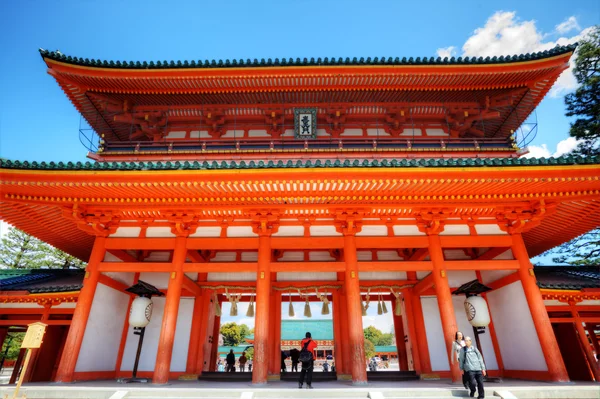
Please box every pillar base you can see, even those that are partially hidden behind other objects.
[336,374,352,381]
[267,374,280,381]
[351,381,369,386]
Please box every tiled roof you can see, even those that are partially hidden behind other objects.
[1,155,599,172]
[39,45,576,69]
[0,269,84,293]
[535,265,600,290]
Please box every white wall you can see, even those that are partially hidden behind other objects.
[75,283,130,372]
[421,295,499,371]
[121,297,194,372]
[486,281,547,371]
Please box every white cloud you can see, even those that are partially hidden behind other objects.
[446,11,592,98]
[524,137,581,158]
[556,16,581,34]
[436,46,456,59]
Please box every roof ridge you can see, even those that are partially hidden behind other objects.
[39,44,577,70]
[1,155,598,171]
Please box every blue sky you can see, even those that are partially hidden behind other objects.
[0,0,598,162]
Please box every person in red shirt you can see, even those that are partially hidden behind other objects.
[299,332,318,389]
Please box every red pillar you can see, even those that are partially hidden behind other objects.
[512,234,570,382]
[252,233,271,385]
[332,290,345,376]
[586,326,600,362]
[209,306,221,372]
[392,302,409,371]
[195,289,215,373]
[55,236,105,383]
[429,234,462,382]
[268,292,282,377]
[570,304,600,381]
[344,233,368,384]
[153,236,187,384]
[339,289,352,375]
[186,293,205,374]
[411,291,431,372]
[402,290,422,373]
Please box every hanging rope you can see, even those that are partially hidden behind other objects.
[213,291,222,317]
[198,285,256,291]
[391,289,402,316]
[246,294,255,317]
[302,290,312,318]
[361,289,371,316]
[288,290,295,317]
[316,288,330,315]
[272,285,341,291]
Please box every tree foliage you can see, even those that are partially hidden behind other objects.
[0,226,85,269]
[364,338,376,360]
[363,325,394,346]
[565,25,600,156]
[1,332,24,360]
[546,228,600,265]
[220,322,243,346]
[239,324,252,341]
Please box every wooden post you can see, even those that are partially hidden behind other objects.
[152,236,187,384]
[209,307,221,372]
[332,289,344,376]
[411,290,431,372]
[186,292,204,374]
[402,290,422,374]
[195,289,215,373]
[392,303,409,371]
[55,236,105,383]
[268,291,282,377]
[429,234,462,383]
[570,304,600,381]
[586,325,600,362]
[344,233,368,384]
[252,233,271,385]
[512,233,570,382]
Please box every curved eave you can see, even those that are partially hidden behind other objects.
[1,159,599,260]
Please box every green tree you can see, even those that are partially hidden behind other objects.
[220,322,242,346]
[0,228,47,269]
[0,226,86,269]
[364,338,376,360]
[363,326,383,345]
[245,347,254,360]
[545,228,600,265]
[239,323,252,341]
[565,25,600,156]
[377,333,394,346]
[1,332,25,360]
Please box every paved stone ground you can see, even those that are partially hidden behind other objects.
[1,379,599,399]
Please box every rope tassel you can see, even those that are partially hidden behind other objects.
[316,289,330,315]
[288,292,295,317]
[214,292,222,317]
[377,294,383,315]
[246,295,255,317]
[382,295,388,314]
[304,296,312,318]
[361,290,371,316]
[392,289,402,316]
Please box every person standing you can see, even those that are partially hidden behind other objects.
[239,352,247,372]
[458,336,486,399]
[290,348,300,372]
[226,349,236,373]
[298,332,318,389]
[450,331,468,389]
[248,358,253,372]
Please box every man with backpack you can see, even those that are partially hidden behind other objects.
[298,332,318,389]
[458,336,486,399]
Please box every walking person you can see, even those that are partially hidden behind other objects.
[226,349,236,373]
[239,352,247,372]
[248,358,253,372]
[450,331,468,389]
[298,332,317,389]
[458,336,486,399]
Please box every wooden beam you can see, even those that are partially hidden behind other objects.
[0,320,71,326]
[0,308,75,315]
[187,238,258,250]
[440,235,513,248]
[477,247,511,260]
[355,236,428,249]
[106,238,176,250]
[182,263,258,273]
[107,249,139,262]
[182,275,202,297]
[545,305,600,313]
[413,273,434,295]
[271,237,344,250]
[549,317,600,324]
[98,274,131,293]
[186,250,206,263]
[444,260,519,270]
[358,261,433,272]
[270,262,345,272]
[97,262,174,272]
[487,272,519,290]
[409,248,429,261]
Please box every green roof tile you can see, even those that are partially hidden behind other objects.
[39,45,577,70]
[1,155,598,172]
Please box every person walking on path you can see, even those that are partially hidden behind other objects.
[226,349,236,373]
[450,331,468,389]
[458,336,486,399]
[239,352,247,372]
[290,348,300,372]
[248,358,253,372]
[298,332,318,389]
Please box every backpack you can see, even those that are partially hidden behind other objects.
[299,340,313,363]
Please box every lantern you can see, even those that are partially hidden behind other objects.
[129,296,153,328]
[464,296,490,327]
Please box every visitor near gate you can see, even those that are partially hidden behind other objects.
[459,337,487,399]
[248,359,253,372]
[298,332,318,389]
[239,352,247,372]
[226,349,236,373]
[290,348,300,372]
[322,361,329,372]
[451,331,468,389]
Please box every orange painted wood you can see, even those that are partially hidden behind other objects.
[98,273,131,293]
[476,247,510,260]
[153,237,187,384]
[343,234,367,384]
[444,260,519,270]
[107,249,139,262]
[355,236,428,249]
[0,320,72,326]
[182,275,202,297]
[116,272,139,375]
[55,236,105,383]
[195,289,215,373]
[392,306,409,371]
[402,291,421,373]
[429,234,462,383]
[187,238,258,250]
[0,308,74,315]
[182,263,258,273]
[105,238,176,250]
[98,262,174,273]
[411,291,430,372]
[413,273,434,295]
[358,261,433,272]
[252,234,271,385]
[271,236,344,249]
[440,235,513,248]
[270,261,345,272]
[570,305,600,381]
[475,270,504,374]
[186,293,204,374]
[331,290,344,375]
[209,308,221,372]
[487,271,520,290]
[512,233,569,382]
